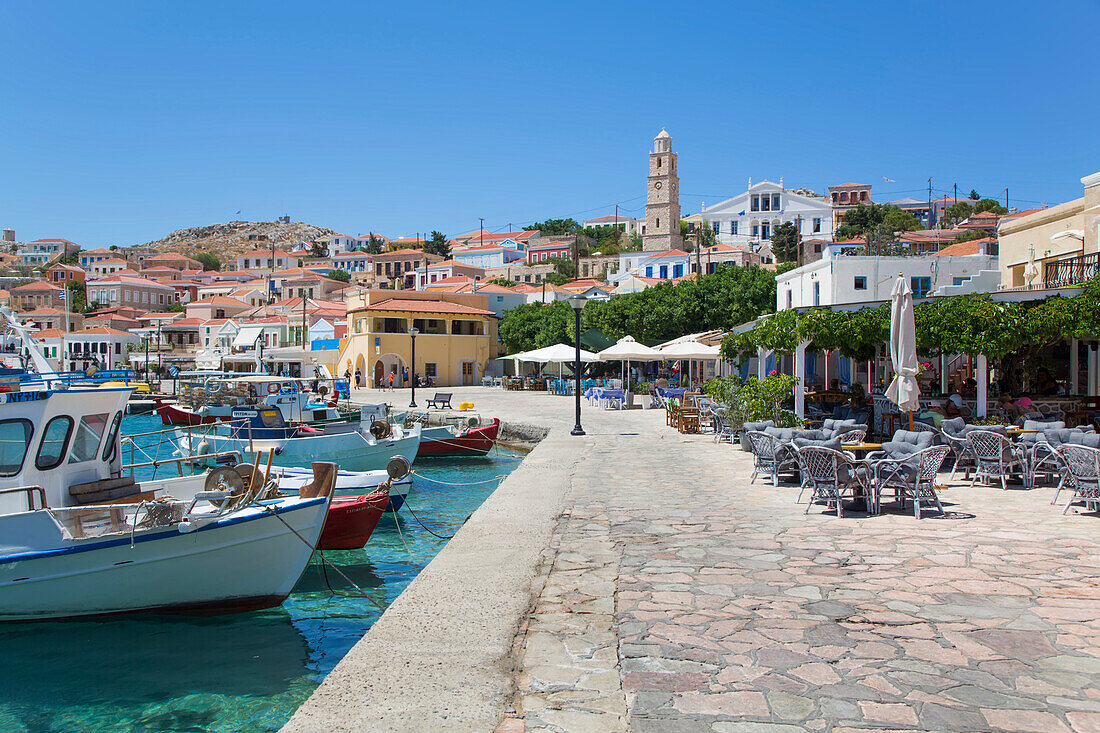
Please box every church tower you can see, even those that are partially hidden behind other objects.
[643,129,683,252]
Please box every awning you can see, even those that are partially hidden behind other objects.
[232,325,264,349]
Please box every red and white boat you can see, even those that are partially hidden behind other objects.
[155,399,222,426]
[417,418,500,457]
[319,489,390,550]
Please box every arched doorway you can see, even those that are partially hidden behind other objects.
[354,355,366,386]
[373,353,407,388]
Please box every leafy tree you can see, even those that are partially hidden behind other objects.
[58,253,79,265]
[486,277,518,288]
[943,201,974,226]
[770,221,801,263]
[498,301,577,353]
[310,243,327,258]
[65,280,87,313]
[165,302,186,313]
[326,269,351,283]
[837,204,920,239]
[194,252,221,271]
[525,219,579,236]
[974,198,1008,215]
[627,231,643,250]
[424,231,451,259]
[364,235,385,255]
[776,261,800,275]
[969,189,980,200]
[952,229,989,244]
[545,255,576,279]
[545,272,571,286]
[881,207,922,233]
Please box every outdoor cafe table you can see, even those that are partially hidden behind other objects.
[656,387,687,400]
[584,387,626,408]
[840,443,884,512]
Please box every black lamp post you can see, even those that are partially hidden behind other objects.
[570,295,587,436]
[408,326,419,408]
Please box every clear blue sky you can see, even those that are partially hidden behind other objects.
[2,1,1097,248]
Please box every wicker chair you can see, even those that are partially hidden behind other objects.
[836,428,867,444]
[746,431,798,487]
[713,410,736,444]
[1054,444,1100,514]
[966,430,1029,491]
[872,445,950,518]
[796,446,869,518]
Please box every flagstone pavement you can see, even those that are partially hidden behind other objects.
[485,398,1100,733]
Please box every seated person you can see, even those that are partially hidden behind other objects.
[998,393,1024,423]
[943,389,965,418]
[1034,367,1061,396]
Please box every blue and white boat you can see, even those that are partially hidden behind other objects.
[0,309,335,620]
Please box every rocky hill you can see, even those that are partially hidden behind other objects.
[130,220,337,264]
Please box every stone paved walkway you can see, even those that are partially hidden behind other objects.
[500,402,1100,733]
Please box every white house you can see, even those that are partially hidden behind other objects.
[64,327,140,371]
[330,251,371,273]
[452,246,526,269]
[615,248,691,283]
[327,234,358,254]
[582,214,640,235]
[236,249,292,273]
[775,248,999,310]
[701,181,834,249]
[18,238,80,266]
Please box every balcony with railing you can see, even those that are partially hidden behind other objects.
[1043,252,1099,288]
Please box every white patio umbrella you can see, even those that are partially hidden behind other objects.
[1023,244,1040,286]
[884,274,921,429]
[598,336,664,389]
[659,340,720,387]
[504,343,598,378]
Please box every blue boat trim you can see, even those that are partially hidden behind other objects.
[0,497,328,566]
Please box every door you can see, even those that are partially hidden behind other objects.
[461,361,475,386]
[373,360,384,387]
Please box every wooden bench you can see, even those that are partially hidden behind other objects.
[426,393,453,409]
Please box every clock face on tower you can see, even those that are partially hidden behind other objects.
[654,182,662,190]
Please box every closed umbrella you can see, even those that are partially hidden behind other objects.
[1023,244,1039,286]
[884,274,921,429]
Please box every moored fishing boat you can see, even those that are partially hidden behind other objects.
[271,464,412,514]
[418,418,500,457]
[320,490,390,550]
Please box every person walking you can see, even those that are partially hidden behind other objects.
[354,369,362,388]
[387,371,395,391]
[402,366,409,387]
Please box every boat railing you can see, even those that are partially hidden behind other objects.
[121,418,256,479]
[16,369,141,390]
[0,485,48,511]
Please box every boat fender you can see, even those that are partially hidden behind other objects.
[204,378,223,395]
[195,439,213,458]
[273,446,283,456]
[178,521,195,533]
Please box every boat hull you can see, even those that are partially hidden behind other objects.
[320,492,389,550]
[0,498,328,620]
[155,400,217,426]
[418,419,500,457]
[179,429,421,472]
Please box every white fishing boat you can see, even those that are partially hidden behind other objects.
[0,309,338,620]
[173,406,421,472]
[271,465,412,512]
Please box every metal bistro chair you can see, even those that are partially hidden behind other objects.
[966,430,1029,491]
[796,445,869,518]
[713,410,736,444]
[746,431,798,487]
[1054,444,1100,514]
[872,445,950,519]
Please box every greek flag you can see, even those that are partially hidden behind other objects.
[58,290,66,302]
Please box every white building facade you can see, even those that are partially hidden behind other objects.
[701,181,834,249]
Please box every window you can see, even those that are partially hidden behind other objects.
[0,419,33,476]
[854,276,867,290]
[656,157,662,169]
[761,223,771,239]
[750,195,759,212]
[752,225,759,237]
[424,363,437,378]
[786,290,793,309]
[659,265,668,279]
[645,266,653,277]
[730,221,738,235]
[115,343,121,354]
[953,277,966,286]
[812,281,821,306]
[68,413,109,464]
[860,191,868,201]
[761,196,770,212]
[772,194,781,210]
[711,221,720,235]
[102,412,123,462]
[812,217,821,234]
[673,264,683,278]
[36,416,73,470]
[911,276,931,298]
[656,217,660,229]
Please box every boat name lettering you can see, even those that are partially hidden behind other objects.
[4,391,47,403]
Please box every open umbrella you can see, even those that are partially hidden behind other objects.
[884,274,920,429]
[659,340,720,388]
[598,336,663,390]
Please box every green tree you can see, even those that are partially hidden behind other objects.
[498,301,577,353]
[424,231,451,259]
[310,242,327,258]
[942,201,974,226]
[770,221,801,264]
[194,252,221,271]
[545,255,576,279]
[952,229,989,244]
[486,277,518,288]
[969,189,980,200]
[545,272,571,286]
[364,235,385,255]
[974,198,1008,215]
[327,269,351,283]
[65,280,87,313]
[837,203,920,239]
[525,219,579,236]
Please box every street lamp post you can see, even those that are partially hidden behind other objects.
[409,326,419,408]
[569,295,587,436]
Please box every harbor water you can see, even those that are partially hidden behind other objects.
[0,412,525,732]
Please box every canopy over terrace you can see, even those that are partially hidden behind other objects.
[598,336,664,390]
[504,343,599,377]
[730,284,1100,420]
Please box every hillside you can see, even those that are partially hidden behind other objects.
[131,220,337,264]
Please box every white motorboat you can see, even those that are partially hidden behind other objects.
[271,465,412,512]
[173,406,421,472]
[0,309,338,620]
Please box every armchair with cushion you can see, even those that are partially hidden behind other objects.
[739,420,776,451]
[966,429,1028,490]
[797,446,870,517]
[872,445,950,518]
[746,431,799,486]
[868,430,936,462]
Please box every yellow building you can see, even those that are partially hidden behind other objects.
[998,172,1099,289]
[339,290,499,387]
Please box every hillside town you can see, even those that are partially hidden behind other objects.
[1,129,1092,391]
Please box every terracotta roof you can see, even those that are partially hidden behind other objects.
[140,266,180,273]
[931,239,993,257]
[21,307,67,315]
[203,318,231,326]
[87,275,172,289]
[239,249,292,259]
[650,249,690,258]
[1002,207,1048,219]
[365,298,495,316]
[75,327,134,337]
[13,281,62,292]
[137,311,180,321]
[425,275,478,286]
[527,240,573,250]
[33,328,66,339]
[97,257,129,265]
[81,248,114,254]
[585,215,633,223]
[457,229,539,242]
[29,238,77,244]
[161,317,203,328]
[829,182,869,189]
[48,263,84,272]
[192,295,251,307]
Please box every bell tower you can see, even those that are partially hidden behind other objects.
[643,129,683,252]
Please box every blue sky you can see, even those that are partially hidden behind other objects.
[2,1,1097,248]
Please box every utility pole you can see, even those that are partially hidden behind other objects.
[928,178,933,229]
[1005,187,1009,210]
[614,203,620,248]
[479,218,485,248]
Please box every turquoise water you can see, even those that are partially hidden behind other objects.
[0,412,525,732]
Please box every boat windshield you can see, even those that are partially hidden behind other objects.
[0,419,33,476]
[68,413,110,464]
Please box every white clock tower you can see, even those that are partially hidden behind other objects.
[643,129,683,252]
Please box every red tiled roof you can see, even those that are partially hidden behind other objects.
[192,296,251,307]
[365,298,495,316]
[829,182,868,189]
[239,249,292,259]
[13,281,62,292]
[33,328,66,339]
[21,307,67,315]
[29,238,77,244]
[457,229,539,242]
[49,263,84,272]
[87,275,173,289]
[161,317,203,328]
[931,239,993,257]
[81,248,114,254]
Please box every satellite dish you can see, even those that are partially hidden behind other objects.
[386,455,411,480]
[369,420,392,440]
